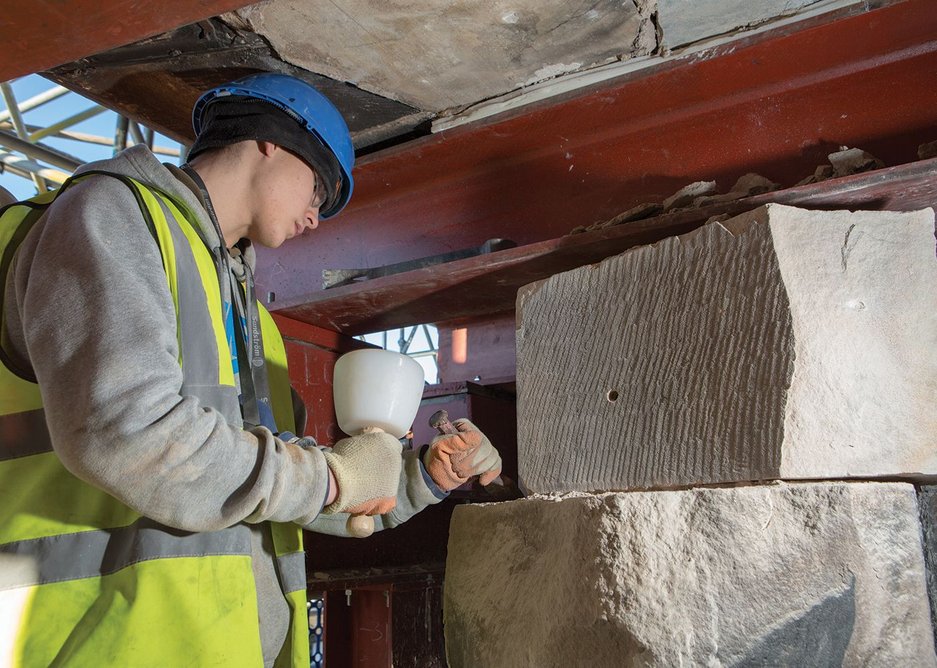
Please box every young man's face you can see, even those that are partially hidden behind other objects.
[250,146,324,248]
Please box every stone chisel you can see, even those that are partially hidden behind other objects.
[428,409,522,500]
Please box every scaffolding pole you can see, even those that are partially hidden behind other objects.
[0,129,82,171]
[113,115,129,156]
[0,151,70,184]
[0,82,47,191]
[0,121,179,156]
[0,85,68,124]
[0,78,185,197]
[28,104,106,142]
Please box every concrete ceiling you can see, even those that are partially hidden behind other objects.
[222,0,658,112]
[45,0,849,151]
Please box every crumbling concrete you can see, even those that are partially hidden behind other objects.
[693,172,780,207]
[599,202,664,229]
[236,0,656,111]
[658,0,826,49]
[571,172,781,236]
[795,163,835,186]
[517,204,937,493]
[445,482,936,667]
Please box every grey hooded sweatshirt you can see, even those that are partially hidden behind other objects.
[3,145,445,665]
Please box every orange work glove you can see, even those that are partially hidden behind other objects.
[422,419,502,492]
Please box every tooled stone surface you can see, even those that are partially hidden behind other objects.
[444,482,936,667]
[516,204,937,493]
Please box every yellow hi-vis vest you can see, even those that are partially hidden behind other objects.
[0,172,308,667]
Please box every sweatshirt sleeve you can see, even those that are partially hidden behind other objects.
[10,176,330,531]
[304,447,447,536]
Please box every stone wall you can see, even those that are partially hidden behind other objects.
[446,204,937,666]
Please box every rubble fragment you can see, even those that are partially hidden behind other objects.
[827,147,885,177]
[692,191,747,207]
[663,180,717,210]
[565,147,895,238]
[729,172,780,195]
[795,164,835,187]
[918,140,937,161]
[597,202,664,228]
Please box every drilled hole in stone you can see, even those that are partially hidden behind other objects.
[607,390,619,403]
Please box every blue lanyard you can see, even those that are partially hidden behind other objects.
[182,165,277,432]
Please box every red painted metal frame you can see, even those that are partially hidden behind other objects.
[323,588,393,668]
[320,576,446,668]
[273,157,937,335]
[272,313,373,444]
[0,0,254,82]
[435,314,517,385]
[257,0,937,312]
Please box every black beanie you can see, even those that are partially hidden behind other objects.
[187,97,342,213]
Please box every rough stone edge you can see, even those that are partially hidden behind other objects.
[919,486,937,653]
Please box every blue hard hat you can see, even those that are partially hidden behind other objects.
[193,73,355,219]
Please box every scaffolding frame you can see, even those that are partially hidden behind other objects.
[358,324,440,382]
[0,77,180,193]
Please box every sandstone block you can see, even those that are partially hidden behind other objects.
[445,482,935,667]
[516,204,937,493]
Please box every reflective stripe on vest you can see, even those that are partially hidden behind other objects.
[0,173,307,667]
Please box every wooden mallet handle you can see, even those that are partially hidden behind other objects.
[347,514,374,538]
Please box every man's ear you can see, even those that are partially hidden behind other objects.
[256,140,279,158]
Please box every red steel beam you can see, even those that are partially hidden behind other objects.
[281,158,937,334]
[273,157,937,335]
[272,314,373,443]
[0,0,254,82]
[258,0,937,312]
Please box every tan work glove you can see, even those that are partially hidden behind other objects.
[322,431,402,515]
[423,419,502,492]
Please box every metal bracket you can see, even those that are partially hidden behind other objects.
[322,238,516,289]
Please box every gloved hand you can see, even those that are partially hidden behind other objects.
[423,419,502,492]
[322,431,402,515]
